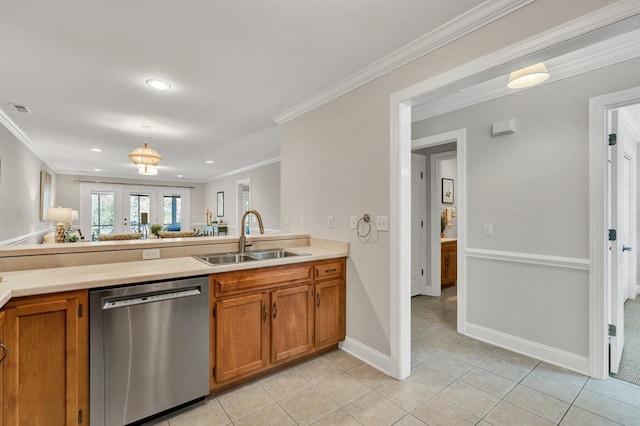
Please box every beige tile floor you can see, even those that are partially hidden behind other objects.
[147,286,640,425]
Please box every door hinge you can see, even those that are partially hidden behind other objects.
[609,133,617,146]
[78,409,83,423]
[421,220,424,227]
[212,307,216,318]
[421,269,424,276]
[212,367,216,377]
[609,324,617,337]
[78,304,83,318]
[609,229,617,241]
[421,172,424,179]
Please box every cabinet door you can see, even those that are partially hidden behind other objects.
[215,292,270,383]
[4,290,88,426]
[271,284,313,362]
[315,279,346,348]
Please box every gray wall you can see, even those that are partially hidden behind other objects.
[414,57,640,357]
[280,0,618,361]
[204,161,280,234]
[0,125,56,244]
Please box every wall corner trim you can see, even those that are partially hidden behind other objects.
[339,337,391,376]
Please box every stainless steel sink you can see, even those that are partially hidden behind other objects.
[194,249,309,265]
[247,249,308,260]
[195,253,258,265]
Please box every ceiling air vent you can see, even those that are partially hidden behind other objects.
[9,103,32,114]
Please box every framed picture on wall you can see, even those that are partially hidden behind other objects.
[40,170,52,220]
[442,178,454,204]
[217,191,224,217]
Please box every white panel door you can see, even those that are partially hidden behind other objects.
[411,154,427,296]
[609,111,628,374]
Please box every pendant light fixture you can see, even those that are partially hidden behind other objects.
[507,62,550,89]
[129,125,162,175]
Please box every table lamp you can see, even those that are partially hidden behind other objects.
[46,207,72,243]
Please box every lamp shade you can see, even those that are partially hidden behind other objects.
[45,207,72,223]
[129,142,162,166]
[507,62,549,89]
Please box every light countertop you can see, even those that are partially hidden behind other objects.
[0,243,348,308]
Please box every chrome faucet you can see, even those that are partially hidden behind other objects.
[239,209,264,253]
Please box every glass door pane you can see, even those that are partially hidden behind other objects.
[91,192,115,241]
[129,193,151,233]
[163,195,181,231]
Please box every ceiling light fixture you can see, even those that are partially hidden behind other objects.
[129,125,162,176]
[90,148,103,152]
[507,62,550,89]
[206,160,214,164]
[146,79,171,90]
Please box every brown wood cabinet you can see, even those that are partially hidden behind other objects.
[210,258,346,391]
[2,290,88,426]
[441,240,457,287]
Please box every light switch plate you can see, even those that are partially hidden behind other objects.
[376,215,389,231]
[285,214,290,225]
[299,215,305,226]
[350,216,357,229]
[328,215,334,228]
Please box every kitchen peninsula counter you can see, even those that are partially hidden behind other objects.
[0,236,348,308]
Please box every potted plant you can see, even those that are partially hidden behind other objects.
[150,224,163,238]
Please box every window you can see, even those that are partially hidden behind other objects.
[130,193,150,233]
[91,192,115,241]
[163,195,181,231]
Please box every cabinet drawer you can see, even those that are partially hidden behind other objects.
[314,259,345,281]
[212,264,313,297]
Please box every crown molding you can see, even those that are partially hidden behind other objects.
[0,106,57,173]
[412,29,640,122]
[206,157,281,183]
[273,0,535,125]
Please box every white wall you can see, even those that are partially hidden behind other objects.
[204,161,280,234]
[281,0,617,361]
[0,125,56,244]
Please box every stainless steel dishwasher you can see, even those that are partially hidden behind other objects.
[90,276,209,426]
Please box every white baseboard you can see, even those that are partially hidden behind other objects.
[339,337,391,376]
[422,285,441,297]
[465,322,590,376]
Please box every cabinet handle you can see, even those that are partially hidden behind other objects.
[317,293,321,308]
[263,304,267,322]
[0,344,6,362]
[324,268,337,273]
[273,302,277,319]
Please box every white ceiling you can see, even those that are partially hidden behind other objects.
[0,0,489,182]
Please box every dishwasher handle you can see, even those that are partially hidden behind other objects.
[102,287,202,310]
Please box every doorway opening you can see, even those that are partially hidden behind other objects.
[411,133,460,366]
[237,178,251,235]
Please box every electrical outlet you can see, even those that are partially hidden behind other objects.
[376,216,389,231]
[142,249,160,260]
[328,215,334,228]
[299,215,305,226]
[350,216,357,229]
[483,223,493,236]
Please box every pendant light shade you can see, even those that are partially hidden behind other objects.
[129,126,162,175]
[507,62,550,89]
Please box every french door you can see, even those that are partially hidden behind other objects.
[80,183,190,241]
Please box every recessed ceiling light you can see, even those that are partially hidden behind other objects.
[94,168,102,172]
[90,148,103,152]
[177,174,183,178]
[146,79,171,90]
[206,160,214,164]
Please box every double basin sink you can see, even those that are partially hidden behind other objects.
[194,248,309,266]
